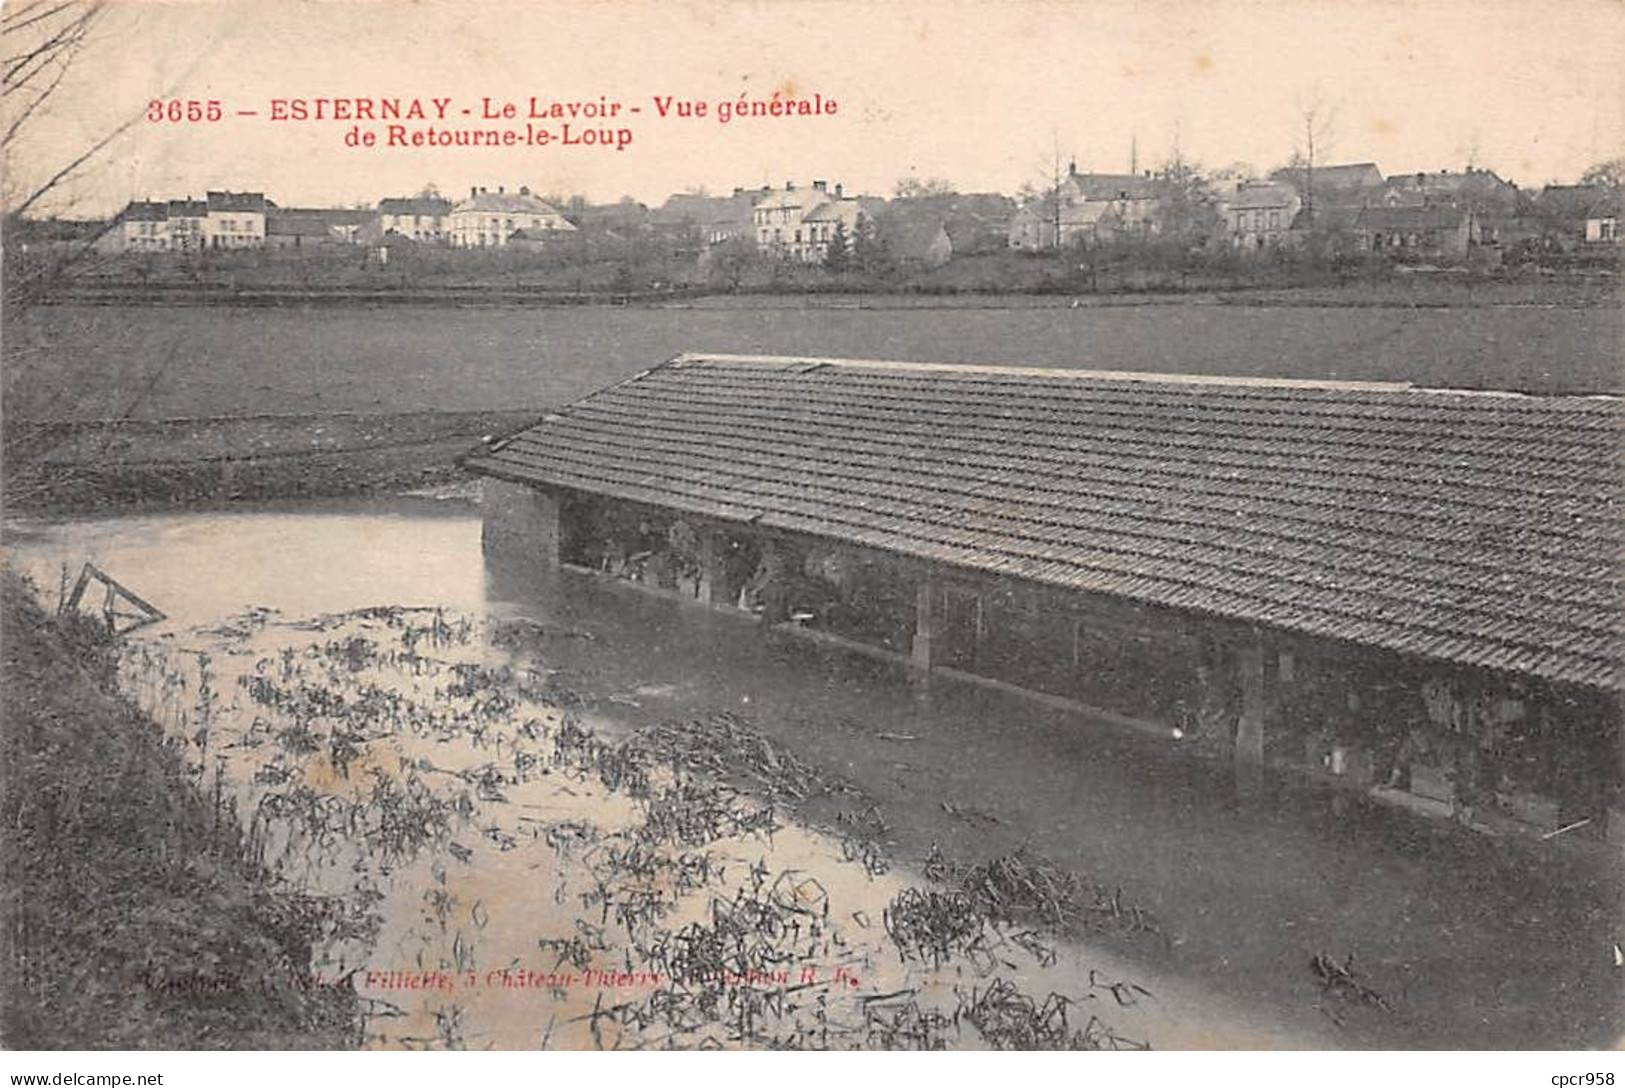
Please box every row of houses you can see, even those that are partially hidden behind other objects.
[88,179,1020,268]
[1008,159,1622,261]
[78,162,1623,266]
[95,185,578,254]
[104,191,279,252]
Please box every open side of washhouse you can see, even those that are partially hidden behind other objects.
[462,352,1625,838]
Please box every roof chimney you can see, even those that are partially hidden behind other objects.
[520,185,530,196]
[834,183,843,198]
[498,185,505,194]
[732,186,743,196]
[786,180,795,191]
[813,180,826,192]
[471,186,477,198]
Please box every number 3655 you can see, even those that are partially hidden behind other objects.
[146,99,222,123]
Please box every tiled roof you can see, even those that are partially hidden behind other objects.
[1354,205,1470,231]
[265,212,332,237]
[752,188,829,213]
[1271,163,1385,189]
[1229,182,1298,211]
[206,191,267,212]
[121,201,168,222]
[1536,185,1622,220]
[1067,172,1156,202]
[378,196,452,216]
[465,354,1625,689]
[453,191,567,217]
[803,196,885,226]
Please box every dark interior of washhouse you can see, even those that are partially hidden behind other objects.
[554,488,1621,836]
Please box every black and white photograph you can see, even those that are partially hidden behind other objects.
[1,0,1621,1072]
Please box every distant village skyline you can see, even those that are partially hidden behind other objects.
[5,0,1623,220]
[21,126,1624,224]
[62,152,1622,226]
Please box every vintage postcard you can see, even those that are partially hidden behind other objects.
[1,0,1622,1068]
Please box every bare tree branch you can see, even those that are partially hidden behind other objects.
[2,2,99,87]
[2,44,73,147]
[2,1,76,35]
[9,111,136,218]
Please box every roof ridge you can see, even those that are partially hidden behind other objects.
[666,353,1623,401]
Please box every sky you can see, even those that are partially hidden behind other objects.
[4,0,1624,218]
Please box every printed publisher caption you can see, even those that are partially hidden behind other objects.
[145,93,841,151]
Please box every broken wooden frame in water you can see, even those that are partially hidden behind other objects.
[58,561,165,635]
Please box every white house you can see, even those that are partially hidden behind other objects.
[1007,167,1161,250]
[449,186,574,248]
[204,191,268,248]
[752,181,840,260]
[378,195,454,242]
[166,199,208,251]
[103,201,171,252]
[800,189,884,263]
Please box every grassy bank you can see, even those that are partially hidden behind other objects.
[25,268,1623,309]
[0,571,363,1048]
[3,409,534,515]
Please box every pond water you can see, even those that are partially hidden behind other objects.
[4,495,1621,1049]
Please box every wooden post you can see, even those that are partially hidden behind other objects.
[534,489,561,567]
[757,539,791,625]
[697,528,728,608]
[1236,631,1266,765]
[911,575,938,672]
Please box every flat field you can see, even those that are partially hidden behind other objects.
[5,293,1619,427]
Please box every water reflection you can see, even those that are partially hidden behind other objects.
[4,495,1621,1049]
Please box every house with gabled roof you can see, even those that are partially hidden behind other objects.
[1534,184,1622,247]
[1269,161,1385,202]
[653,187,769,250]
[102,200,172,252]
[1382,168,1518,216]
[1225,182,1302,250]
[1355,205,1475,260]
[377,195,454,242]
[166,199,208,251]
[802,191,887,264]
[752,180,848,262]
[205,191,269,248]
[265,208,371,248]
[1009,165,1163,251]
[449,186,574,248]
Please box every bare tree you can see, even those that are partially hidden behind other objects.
[1015,133,1070,250]
[1,1,145,318]
[1291,85,1338,226]
[1047,132,1066,250]
[2,1,117,217]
